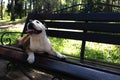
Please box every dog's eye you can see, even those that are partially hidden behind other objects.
[36,21,40,24]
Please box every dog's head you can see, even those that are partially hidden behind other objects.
[26,20,46,34]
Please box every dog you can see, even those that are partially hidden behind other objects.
[17,20,66,63]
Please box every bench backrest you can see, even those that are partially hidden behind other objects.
[23,12,120,60]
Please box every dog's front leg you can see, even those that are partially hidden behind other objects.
[54,52,66,59]
[55,51,66,58]
[48,48,66,59]
[27,51,35,64]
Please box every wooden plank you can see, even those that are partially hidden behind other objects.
[45,22,120,33]
[22,20,120,34]
[0,46,120,80]
[47,30,120,45]
[28,13,120,21]
[0,46,27,61]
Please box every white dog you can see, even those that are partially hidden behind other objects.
[17,20,66,63]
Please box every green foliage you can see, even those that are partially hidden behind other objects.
[32,0,120,13]
[2,0,120,20]
[6,0,25,20]
[14,0,24,18]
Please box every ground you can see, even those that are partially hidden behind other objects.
[0,22,24,31]
[0,23,53,80]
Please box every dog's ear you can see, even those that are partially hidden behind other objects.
[40,20,48,30]
[43,23,48,30]
[26,20,32,30]
[40,20,45,24]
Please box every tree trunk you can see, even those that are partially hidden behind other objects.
[11,0,15,21]
[24,0,27,16]
[104,0,112,12]
[1,0,3,20]
[30,0,32,12]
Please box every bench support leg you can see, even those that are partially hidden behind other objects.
[80,30,87,63]
[80,40,86,63]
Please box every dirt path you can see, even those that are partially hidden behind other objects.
[0,23,24,31]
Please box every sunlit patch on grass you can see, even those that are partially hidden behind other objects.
[85,42,120,64]
[49,37,81,56]
[50,37,120,64]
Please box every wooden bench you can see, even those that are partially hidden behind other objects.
[0,12,120,80]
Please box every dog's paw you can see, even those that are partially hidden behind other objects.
[56,52,67,59]
[27,53,35,64]
[27,57,35,64]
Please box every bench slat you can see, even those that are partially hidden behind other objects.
[28,13,120,21]
[23,22,120,33]
[46,22,120,33]
[47,30,120,45]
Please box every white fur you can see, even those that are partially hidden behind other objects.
[30,30,51,52]
[27,52,35,63]
[27,20,66,63]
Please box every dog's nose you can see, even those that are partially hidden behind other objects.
[29,20,32,23]
[28,22,34,29]
[29,22,33,26]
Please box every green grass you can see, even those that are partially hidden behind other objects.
[85,42,120,63]
[50,37,120,64]
[0,32,21,45]
[50,37,81,56]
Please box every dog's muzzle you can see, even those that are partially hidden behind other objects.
[26,29,42,34]
[26,23,42,34]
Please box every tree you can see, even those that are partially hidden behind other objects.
[7,1,11,16]
[0,0,3,19]
[24,0,27,16]
[29,0,32,12]
[104,0,112,12]
[0,0,5,19]
[14,0,24,19]
[7,0,25,20]
[11,0,15,21]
